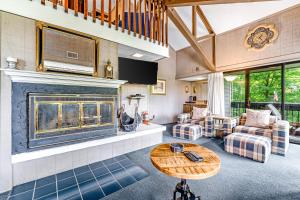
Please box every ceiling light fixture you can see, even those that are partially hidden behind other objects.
[224,75,237,82]
[132,53,144,58]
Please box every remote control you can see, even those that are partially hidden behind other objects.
[184,151,204,162]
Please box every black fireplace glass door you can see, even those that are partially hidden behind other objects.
[83,103,98,126]
[37,103,59,132]
[100,103,113,124]
[62,104,80,128]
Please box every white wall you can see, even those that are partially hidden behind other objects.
[149,48,190,124]
[120,84,149,117]
[191,81,208,101]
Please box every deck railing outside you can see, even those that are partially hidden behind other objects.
[231,101,300,125]
[39,0,168,46]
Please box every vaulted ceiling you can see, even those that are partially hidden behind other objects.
[169,0,300,50]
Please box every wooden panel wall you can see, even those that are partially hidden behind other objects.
[216,5,300,71]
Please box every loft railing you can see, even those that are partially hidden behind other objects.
[231,101,300,124]
[38,0,168,47]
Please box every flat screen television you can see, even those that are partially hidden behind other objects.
[118,57,158,85]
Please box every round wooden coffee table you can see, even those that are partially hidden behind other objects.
[150,143,221,200]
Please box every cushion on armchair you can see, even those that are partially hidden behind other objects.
[245,109,271,128]
[192,107,208,120]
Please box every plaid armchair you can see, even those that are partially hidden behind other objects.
[205,116,238,137]
[234,113,289,156]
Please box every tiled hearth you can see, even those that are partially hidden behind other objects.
[6,155,148,200]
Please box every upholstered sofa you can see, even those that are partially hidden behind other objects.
[234,113,290,156]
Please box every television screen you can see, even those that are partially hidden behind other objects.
[118,57,158,85]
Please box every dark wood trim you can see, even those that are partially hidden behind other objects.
[245,70,250,109]
[281,64,286,120]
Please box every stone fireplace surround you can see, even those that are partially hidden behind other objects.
[0,69,165,193]
[12,82,118,154]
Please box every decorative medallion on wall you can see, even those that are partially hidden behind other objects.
[244,24,278,51]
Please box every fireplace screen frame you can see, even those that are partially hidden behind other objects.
[28,93,117,149]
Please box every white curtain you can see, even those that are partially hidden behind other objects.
[208,72,225,116]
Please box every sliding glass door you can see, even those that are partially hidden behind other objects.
[285,63,300,124]
[227,61,300,124]
[249,66,282,112]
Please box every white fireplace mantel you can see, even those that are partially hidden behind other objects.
[0,69,127,88]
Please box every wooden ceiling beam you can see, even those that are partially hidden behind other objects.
[192,6,197,36]
[168,8,215,71]
[196,33,215,41]
[165,0,277,7]
[195,6,214,34]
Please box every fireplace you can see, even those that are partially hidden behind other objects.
[12,82,119,154]
[28,94,117,149]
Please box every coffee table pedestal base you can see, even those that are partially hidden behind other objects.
[173,179,200,200]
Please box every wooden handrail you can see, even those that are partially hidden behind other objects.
[39,0,168,47]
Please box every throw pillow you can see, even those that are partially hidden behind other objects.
[245,109,271,128]
[192,107,208,120]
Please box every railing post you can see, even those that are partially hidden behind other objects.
[122,0,125,32]
[74,0,79,16]
[101,0,105,25]
[64,0,68,13]
[128,0,131,34]
[115,0,119,30]
[93,0,96,22]
[109,0,112,28]
[134,0,137,36]
[84,0,88,19]
[144,0,147,40]
[53,0,58,9]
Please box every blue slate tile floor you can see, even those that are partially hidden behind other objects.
[5,155,148,200]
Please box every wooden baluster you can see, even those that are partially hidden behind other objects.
[134,0,137,36]
[41,0,45,5]
[157,2,161,45]
[128,0,131,34]
[64,0,68,13]
[153,0,156,43]
[53,0,57,9]
[148,0,152,41]
[93,0,96,22]
[101,0,104,25]
[138,0,142,38]
[165,6,168,47]
[115,0,119,30]
[84,0,88,19]
[74,0,78,16]
[144,0,147,40]
[122,0,125,32]
[161,5,164,46]
[109,0,112,28]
